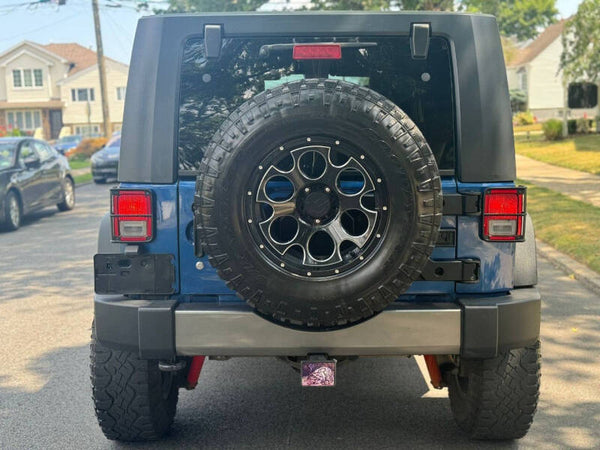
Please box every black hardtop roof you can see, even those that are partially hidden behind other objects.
[119,12,515,184]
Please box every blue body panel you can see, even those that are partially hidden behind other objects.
[121,177,516,302]
[456,182,515,294]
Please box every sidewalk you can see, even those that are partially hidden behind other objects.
[516,154,600,208]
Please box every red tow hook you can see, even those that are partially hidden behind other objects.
[423,355,444,389]
[186,356,206,390]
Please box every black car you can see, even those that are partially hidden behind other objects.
[0,137,75,231]
[91,134,120,183]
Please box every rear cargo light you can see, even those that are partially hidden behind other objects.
[482,187,526,242]
[110,189,153,242]
[293,44,342,60]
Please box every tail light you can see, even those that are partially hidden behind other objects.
[293,44,342,60]
[482,187,526,242]
[111,189,153,242]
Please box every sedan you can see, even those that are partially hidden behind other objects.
[91,134,120,183]
[0,137,75,231]
[53,135,82,155]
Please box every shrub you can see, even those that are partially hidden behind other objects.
[543,119,563,141]
[567,119,577,135]
[67,137,107,158]
[514,111,534,126]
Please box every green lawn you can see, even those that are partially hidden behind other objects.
[74,172,93,185]
[522,180,600,274]
[68,159,91,170]
[515,133,600,175]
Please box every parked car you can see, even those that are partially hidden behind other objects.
[92,13,541,442]
[0,137,75,231]
[53,135,82,155]
[91,133,120,183]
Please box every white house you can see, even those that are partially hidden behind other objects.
[507,20,598,121]
[0,41,128,139]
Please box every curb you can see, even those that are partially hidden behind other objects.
[536,239,600,296]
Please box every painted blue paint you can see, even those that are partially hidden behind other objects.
[178,180,236,297]
[455,182,515,293]
[120,182,181,293]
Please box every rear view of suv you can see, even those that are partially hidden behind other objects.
[92,12,541,442]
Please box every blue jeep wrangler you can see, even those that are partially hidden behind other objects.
[92,12,541,442]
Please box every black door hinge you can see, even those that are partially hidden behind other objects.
[442,193,481,216]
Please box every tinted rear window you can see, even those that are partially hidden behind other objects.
[178,36,455,172]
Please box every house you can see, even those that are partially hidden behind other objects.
[0,41,128,139]
[507,20,598,121]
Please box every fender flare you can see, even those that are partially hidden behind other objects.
[513,214,538,288]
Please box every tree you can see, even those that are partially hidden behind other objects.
[560,0,600,84]
[463,0,558,40]
[163,0,269,13]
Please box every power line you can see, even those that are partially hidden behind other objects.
[0,12,80,41]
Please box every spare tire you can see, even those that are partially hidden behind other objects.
[195,79,442,330]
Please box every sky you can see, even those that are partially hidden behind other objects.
[0,0,585,65]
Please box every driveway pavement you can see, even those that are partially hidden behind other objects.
[0,183,599,449]
[516,154,600,207]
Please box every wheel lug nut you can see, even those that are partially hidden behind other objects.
[383,206,388,211]
[307,272,312,276]
[315,219,321,224]
[280,262,285,268]
[325,187,331,193]
[359,255,364,260]
[360,154,365,160]
[305,187,310,193]
[335,269,340,274]
[259,244,264,249]
[258,165,263,170]
[335,140,340,145]
[247,191,252,196]
[306,137,312,142]
[247,219,253,223]
[377,178,382,183]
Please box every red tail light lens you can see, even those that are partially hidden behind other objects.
[111,189,153,242]
[293,44,342,60]
[482,187,526,242]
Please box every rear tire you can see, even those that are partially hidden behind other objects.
[447,341,541,440]
[94,177,106,184]
[90,324,178,441]
[2,191,21,231]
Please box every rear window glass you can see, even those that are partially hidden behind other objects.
[178,36,455,172]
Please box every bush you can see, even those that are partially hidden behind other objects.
[67,137,107,158]
[543,119,563,141]
[514,111,534,126]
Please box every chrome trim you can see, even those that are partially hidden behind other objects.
[175,303,461,356]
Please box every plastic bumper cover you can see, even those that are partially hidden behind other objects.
[94,287,540,360]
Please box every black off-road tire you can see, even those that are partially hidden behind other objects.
[195,79,442,329]
[447,340,541,440]
[90,325,178,441]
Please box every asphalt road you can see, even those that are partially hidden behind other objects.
[1,182,599,449]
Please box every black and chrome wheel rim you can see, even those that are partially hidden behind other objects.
[244,136,390,279]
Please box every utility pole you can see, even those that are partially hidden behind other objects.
[92,0,111,137]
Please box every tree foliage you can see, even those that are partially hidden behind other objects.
[463,0,558,40]
[561,0,600,83]
[162,0,557,41]
[163,0,269,13]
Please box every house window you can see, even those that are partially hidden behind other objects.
[6,110,42,131]
[71,88,95,102]
[74,124,100,137]
[116,86,126,101]
[11,69,43,88]
[518,69,527,91]
[12,70,21,87]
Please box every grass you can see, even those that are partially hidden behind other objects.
[521,180,600,274]
[74,172,93,185]
[515,133,600,175]
[513,123,542,133]
[68,159,91,170]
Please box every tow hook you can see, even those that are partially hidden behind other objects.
[185,356,206,390]
[423,355,444,389]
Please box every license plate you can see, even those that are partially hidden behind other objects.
[301,359,336,387]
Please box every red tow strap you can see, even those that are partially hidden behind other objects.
[186,356,206,389]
